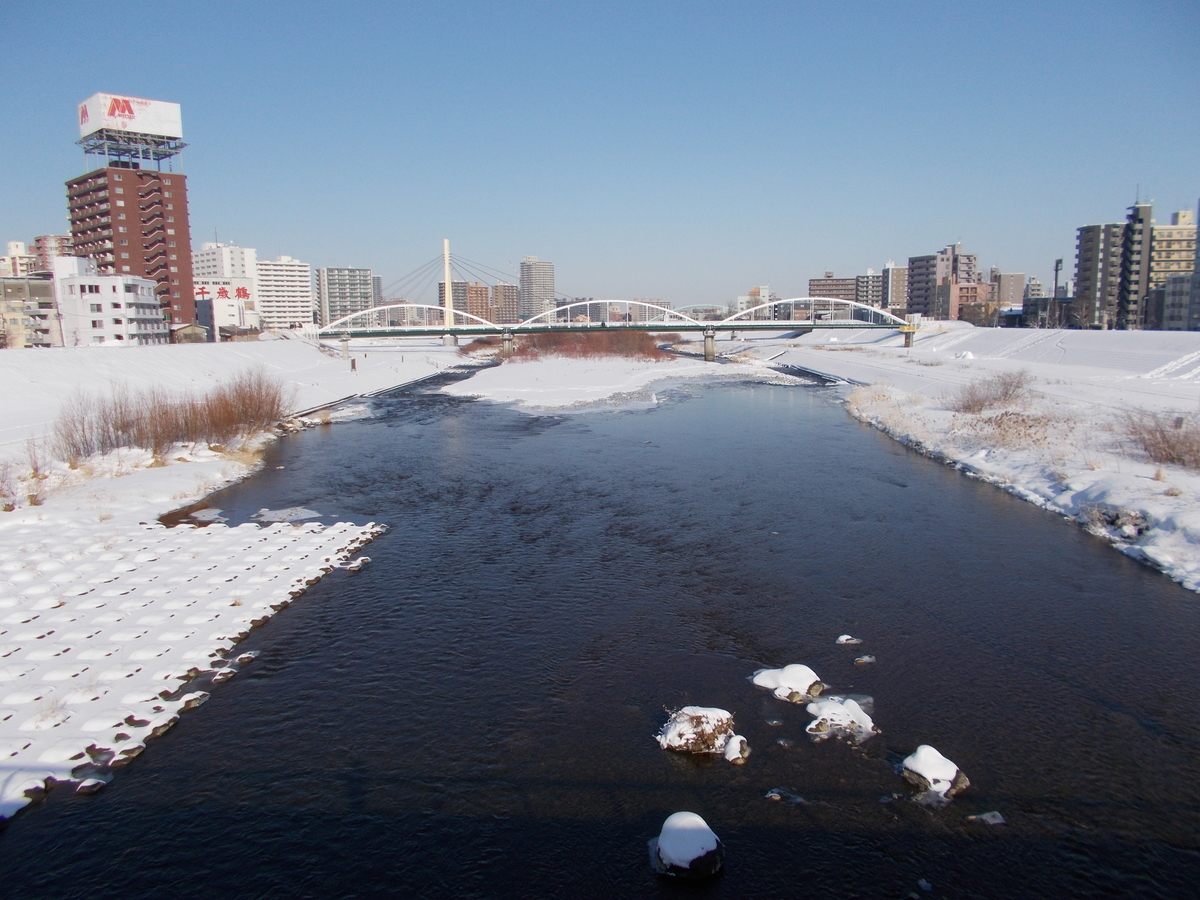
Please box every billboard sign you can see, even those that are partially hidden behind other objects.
[78,93,183,140]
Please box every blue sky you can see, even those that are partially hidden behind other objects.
[2,0,1197,305]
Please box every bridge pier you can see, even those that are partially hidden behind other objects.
[443,333,458,347]
[340,336,350,359]
[703,326,716,362]
[501,329,514,357]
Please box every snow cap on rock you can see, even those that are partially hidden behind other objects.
[902,744,969,800]
[650,811,724,878]
[656,706,735,754]
[751,664,823,702]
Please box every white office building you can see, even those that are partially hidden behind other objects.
[317,267,375,326]
[194,242,258,280]
[55,256,168,346]
[256,255,314,329]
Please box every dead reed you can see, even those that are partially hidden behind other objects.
[1118,410,1200,469]
[511,330,669,361]
[52,368,293,465]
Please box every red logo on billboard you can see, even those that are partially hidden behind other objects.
[106,97,135,119]
[195,286,210,299]
[235,287,250,300]
[80,106,89,125]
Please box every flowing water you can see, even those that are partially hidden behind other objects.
[3,377,1200,898]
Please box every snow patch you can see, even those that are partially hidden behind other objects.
[655,706,735,754]
[751,663,824,702]
[649,811,724,878]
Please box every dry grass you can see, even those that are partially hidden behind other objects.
[462,336,500,353]
[958,410,1055,449]
[948,370,1033,414]
[1117,410,1200,469]
[52,368,293,465]
[0,462,17,511]
[511,330,669,361]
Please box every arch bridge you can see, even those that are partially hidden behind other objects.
[319,297,907,354]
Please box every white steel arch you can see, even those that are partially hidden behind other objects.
[320,303,500,333]
[519,300,702,327]
[719,297,907,327]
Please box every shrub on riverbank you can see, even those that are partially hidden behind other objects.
[1119,410,1200,469]
[948,370,1032,413]
[52,368,293,465]
[511,330,669,361]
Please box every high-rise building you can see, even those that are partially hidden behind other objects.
[492,282,519,323]
[66,93,194,327]
[519,256,555,320]
[437,280,468,317]
[907,245,978,319]
[31,235,73,272]
[808,271,856,301]
[465,282,490,321]
[991,271,1025,307]
[1116,204,1153,329]
[881,262,908,315]
[318,267,376,326]
[631,298,670,323]
[1073,223,1123,328]
[256,255,314,329]
[855,270,883,307]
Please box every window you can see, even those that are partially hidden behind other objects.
[118,213,126,220]
[112,318,123,325]
[112,302,122,309]
[89,303,101,313]
[93,336,104,344]
[91,320,103,329]
[118,227,127,233]
[112,173,122,181]
[165,204,173,210]
[116,200,124,207]
[121,253,129,259]
[166,228,175,235]
[119,239,128,246]
[115,334,124,340]
[169,254,176,260]
[124,285,137,293]
[121,266,130,272]
[168,241,176,248]
[114,187,124,194]
[166,217,174,223]
[163,177,172,185]
[163,191,172,198]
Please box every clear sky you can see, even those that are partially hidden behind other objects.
[2,0,1197,305]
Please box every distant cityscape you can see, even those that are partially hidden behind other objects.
[1,92,1197,348]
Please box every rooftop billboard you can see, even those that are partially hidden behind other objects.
[78,93,183,140]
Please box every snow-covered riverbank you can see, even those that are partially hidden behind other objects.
[721,324,1200,593]
[0,337,464,822]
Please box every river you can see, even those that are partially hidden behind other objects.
[2,376,1199,898]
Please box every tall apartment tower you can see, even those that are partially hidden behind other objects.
[256,255,314,329]
[881,262,908,314]
[808,271,857,301]
[318,267,376,326]
[1151,211,1197,290]
[492,281,519,323]
[1116,204,1153,329]
[519,256,555,320]
[31,235,73,272]
[907,244,978,319]
[855,270,883,307]
[194,242,258,280]
[66,94,194,327]
[1074,223,1125,328]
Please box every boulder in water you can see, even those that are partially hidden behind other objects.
[751,664,824,702]
[656,707,735,754]
[902,744,969,803]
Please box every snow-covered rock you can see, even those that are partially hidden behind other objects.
[723,734,750,764]
[655,706,735,754]
[804,696,879,743]
[902,744,970,802]
[649,811,724,878]
[751,663,824,702]
[835,634,862,645]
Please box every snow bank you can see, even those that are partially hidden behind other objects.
[751,663,824,702]
[655,706,735,754]
[716,326,1200,598]
[649,811,724,878]
[440,355,803,411]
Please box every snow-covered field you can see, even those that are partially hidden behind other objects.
[717,323,1200,593]
[0,337,463,822]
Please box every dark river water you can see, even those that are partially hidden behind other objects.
[3,376,1200,899]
